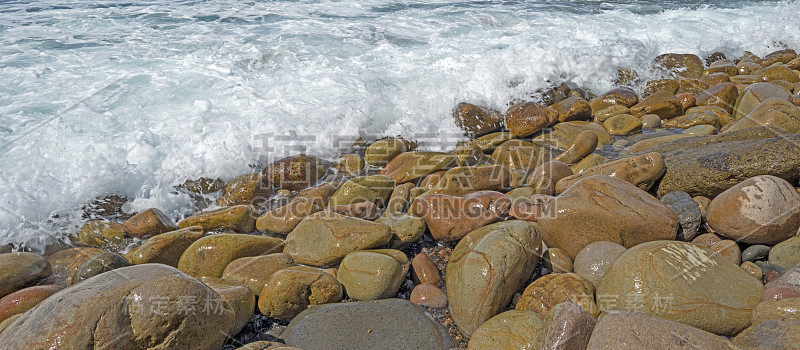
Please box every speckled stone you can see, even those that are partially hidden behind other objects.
[661,191,702,241]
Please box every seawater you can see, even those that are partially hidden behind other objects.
[1,0,800,250]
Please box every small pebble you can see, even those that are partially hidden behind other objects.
[411,253,442,286]
[409,284,448,309]
[740,261,763,280]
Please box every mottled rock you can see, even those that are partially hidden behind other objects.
[733,82,792,121]
[0,253,50,298]
[711,240,742,265]
[263,154,330,192]
[72,220,127,248]
[335,154,365,175]
[726,97,800,133]
[182,177,224,195]
[741,261,763,280]
[217,173,272,207]
[597,241,764,336]
[178,234,284,278]
[516,273,599,317]
[0,285,62,325]
[222,253,296,295]
[473,132,514,152]
[586,311,739,350]
[652,53,705,79]
[570,153,606,175]
[592,105,630,123]
[756,65,800,83]
[178,205,257,233]
[365,138,407,167]
[125,226,204,267]
[258,266,342,319]
[328,175,394,207]
[751,297,800,325]
[550,96,591,122]
[453,102,503,137]
[446,221,542,336]
[505,102,558,137]
[327,201,379,220]
[409,284,447,309]
[283,212,392,267]
[769,235,800,269]
[630,91,684,119]
[411,191,510,242]
[72,251,129,283]
[380,152,458,183]
[526,161,574,195]
[573,241,627,287]
[199,276,255,336]
[555,152,666,194]
[662,191,702,241]
[732,319,800,349]
[0,264,235,350]
[282,299,455,350]
[644,79,679,96]
[663,111,720,129]
[707,175,800,244]
[337,249,409,300]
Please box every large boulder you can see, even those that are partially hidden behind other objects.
[282,299,455,350]
[446,220,542,336]
[539,176,678,259]
[597,241,764,336]
[725,97,800,133]
[0,264,235,350]
[649,127,800,198]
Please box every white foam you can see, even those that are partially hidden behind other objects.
[1,0,800,250]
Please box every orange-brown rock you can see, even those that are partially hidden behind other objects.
[652,53,704,79]
[516,273,599,317]
[589,87,639,114]
[508,194,554,222]
[697,82,739,114]
[676,92,696,110]
[630,91,683,119]
[550,96,591,122]
[123,208,176,238]
[217,173,272,207]
[409,284,447,309]
[380,151,458,183]
[552,130,598,165]
[700,72,731,87]
[554,152,665,194]
[263,154,330,191]
[256,198,322,234]
[526,160,574,195]
[327,201,379,220]
[0,285,62,324]
[644,79,680,97]
[411,191,510,242]
[411,253,442,285]
[452,102,503,137]
[505,102,558,137]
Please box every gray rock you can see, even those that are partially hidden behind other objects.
[766,262,800,289]
[661,191,702,241]
[282,299,455,350]
[646,127,800,198]
[732,319,800,349]
[755,261,785,276]
[742,245,771,262]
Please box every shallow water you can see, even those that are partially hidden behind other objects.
[1,0,799,249]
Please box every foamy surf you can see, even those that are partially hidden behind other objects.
[1,0,799,250]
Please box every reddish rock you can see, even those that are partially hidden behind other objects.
[452,102,503,137]
[0,285,62,324]
[327,201,379,220]
[380,152,457,183]
[762,285,800,301]
[263,154,330,192]
[526,160,574,195]
[411,191,511,242]
[411,253,442,285]
[123,208,176,238]
[409,284,448,309]
[697,82,739,114]
[509,195,554,222]
[676,92,696,110]
[505,102,558,137]
[550,96,591,122]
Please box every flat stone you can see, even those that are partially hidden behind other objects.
[732,82,792,121]
[327,201,379,220]
[555,152,665,194]
[446,221,542,336]
[282,299,455,350]
[177,234,285,278]
[586,310,738,350]
[0,264,235,350]
[467,310,546,350]
[661,191,702,241]
[741,261,763,280]
[283,212,392,267]
[711,240,742,265]
[256,199,321,235]
[380,152,458,183]
[423,165,513,196]
[597,241,764,336]
[540,176,678,259]
[707,175,800,245]
[72,220,127,248]
[593,105,630,123]
[125,226,204,267]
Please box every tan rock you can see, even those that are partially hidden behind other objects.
[44,247,105,286]
[589,87,639,114]
[181,177,224,195]
[125,226,204,267]
[741,261,763,280]
[640,114,662,128]
[256,198,321,234]
[424,165,513,196]
[222,253,296,295]
[592,105,630,123]
[505,102,558,137]
[756,65,800,83]
[751,298,800,324]
[263,154,330,192]
[516,273,599,317]
[199,277,256,336]
[711,240,741,265]
[684,124,717,135]
[473,132,514,152]
[409,284,447,309]
[726,97,800,133]
[555,152,666,194]
[380,152,458,183]
[123,208,176,238]
[552,130,598,165]
[652,53,705,79]
[509,195,554,222]
[376,213,426,249]
[676,92,696,110]
[603,114,642,135]
[365,138,407,167]
[467,310,546,350]
[700,72,731,87]
[335,154,365,175]
[72,220,127,248]
[283,211,392,267]
[543,247,573,273]
[217,173,272,207]
[337,249,409,300]
[550,96,591,122]
[677,78,709,95]
[697,82,739,114]
[732,319,800,349]
[446,221,542,336]
[707,175,800,244]
[177,234,284,278]
[178,205,257,233]
[705,60,739,76]
[570,153,606,174]
[663,111,720,129]
[328,175,395,207]
[644,79,679,96]
[630,91,684,119]
[597,241,764,336]
[257,266,342,318]
[769,235,800,269]
[541,176,678,259]
[526,161,573,195]
[573,241,627,287]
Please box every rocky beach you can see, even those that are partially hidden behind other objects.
[2,47,800,349]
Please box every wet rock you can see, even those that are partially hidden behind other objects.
[453,102,503,137]
[337,249,409,300]
[732,82,792,121]
[256,198,322,234]
[570,153,606,174]
[684,124,717,135]
[282,299,455,350]
[72,251,129,283]
[217,173,272,207]
[592,105,630,123]
[235,341,302,350]
[573,241,627,287]
[586,310,738,350]
[509,194,554,222]
[741,261,763,280]
[411,253,442,285]
[424,164,513,196]
[640,114,662,128]
[755,65,800,83]
[181,178,226,195]
[199,276,255,337]
[258,266,342,319]
[335,154,365,176]
[384,182,415,214]
[364,138,407,167]
[550,96,591,122]
[473,132,514,152]
[543,247,573,273]
[516,273,599,318]
[769,235,800,269]
[710,240,742,265]
[409,284,447,309]
[725,97,800,133]
[375,213,426,249]
[446,221,542,336]
[526,161,574,195]
[467,310,546,350]
[263,154,330,192]
[662,110,720,129]
[650,127,800,198]
[589,87,639,114]
[505,102,558,137]
[411,191,511,242]
[125,226,204,267]
[222,253,296,295]
[0,285,62,325]
[554,152,666,194]
[732,319,800,349]
[283,212,392,267]
[380,151,458,183]
[0,264,236,350]
[661,191,702,241]
[696,82,739,114]
[123,208,176,238]
[644,79,679,96]
[742,245,771,262]
[597,241,764,336]
[491,139,541,175]
[0,253,51,298]
[72,220,127,248]
[177,205,257,233]
[177,234,284,278]
[751,297,800,324]
[707,175,800,245]
[328,175,394,207]
[652,53,705,79]
[630,91,684,119]
[327,201,379,220]
[44,247,106,286]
